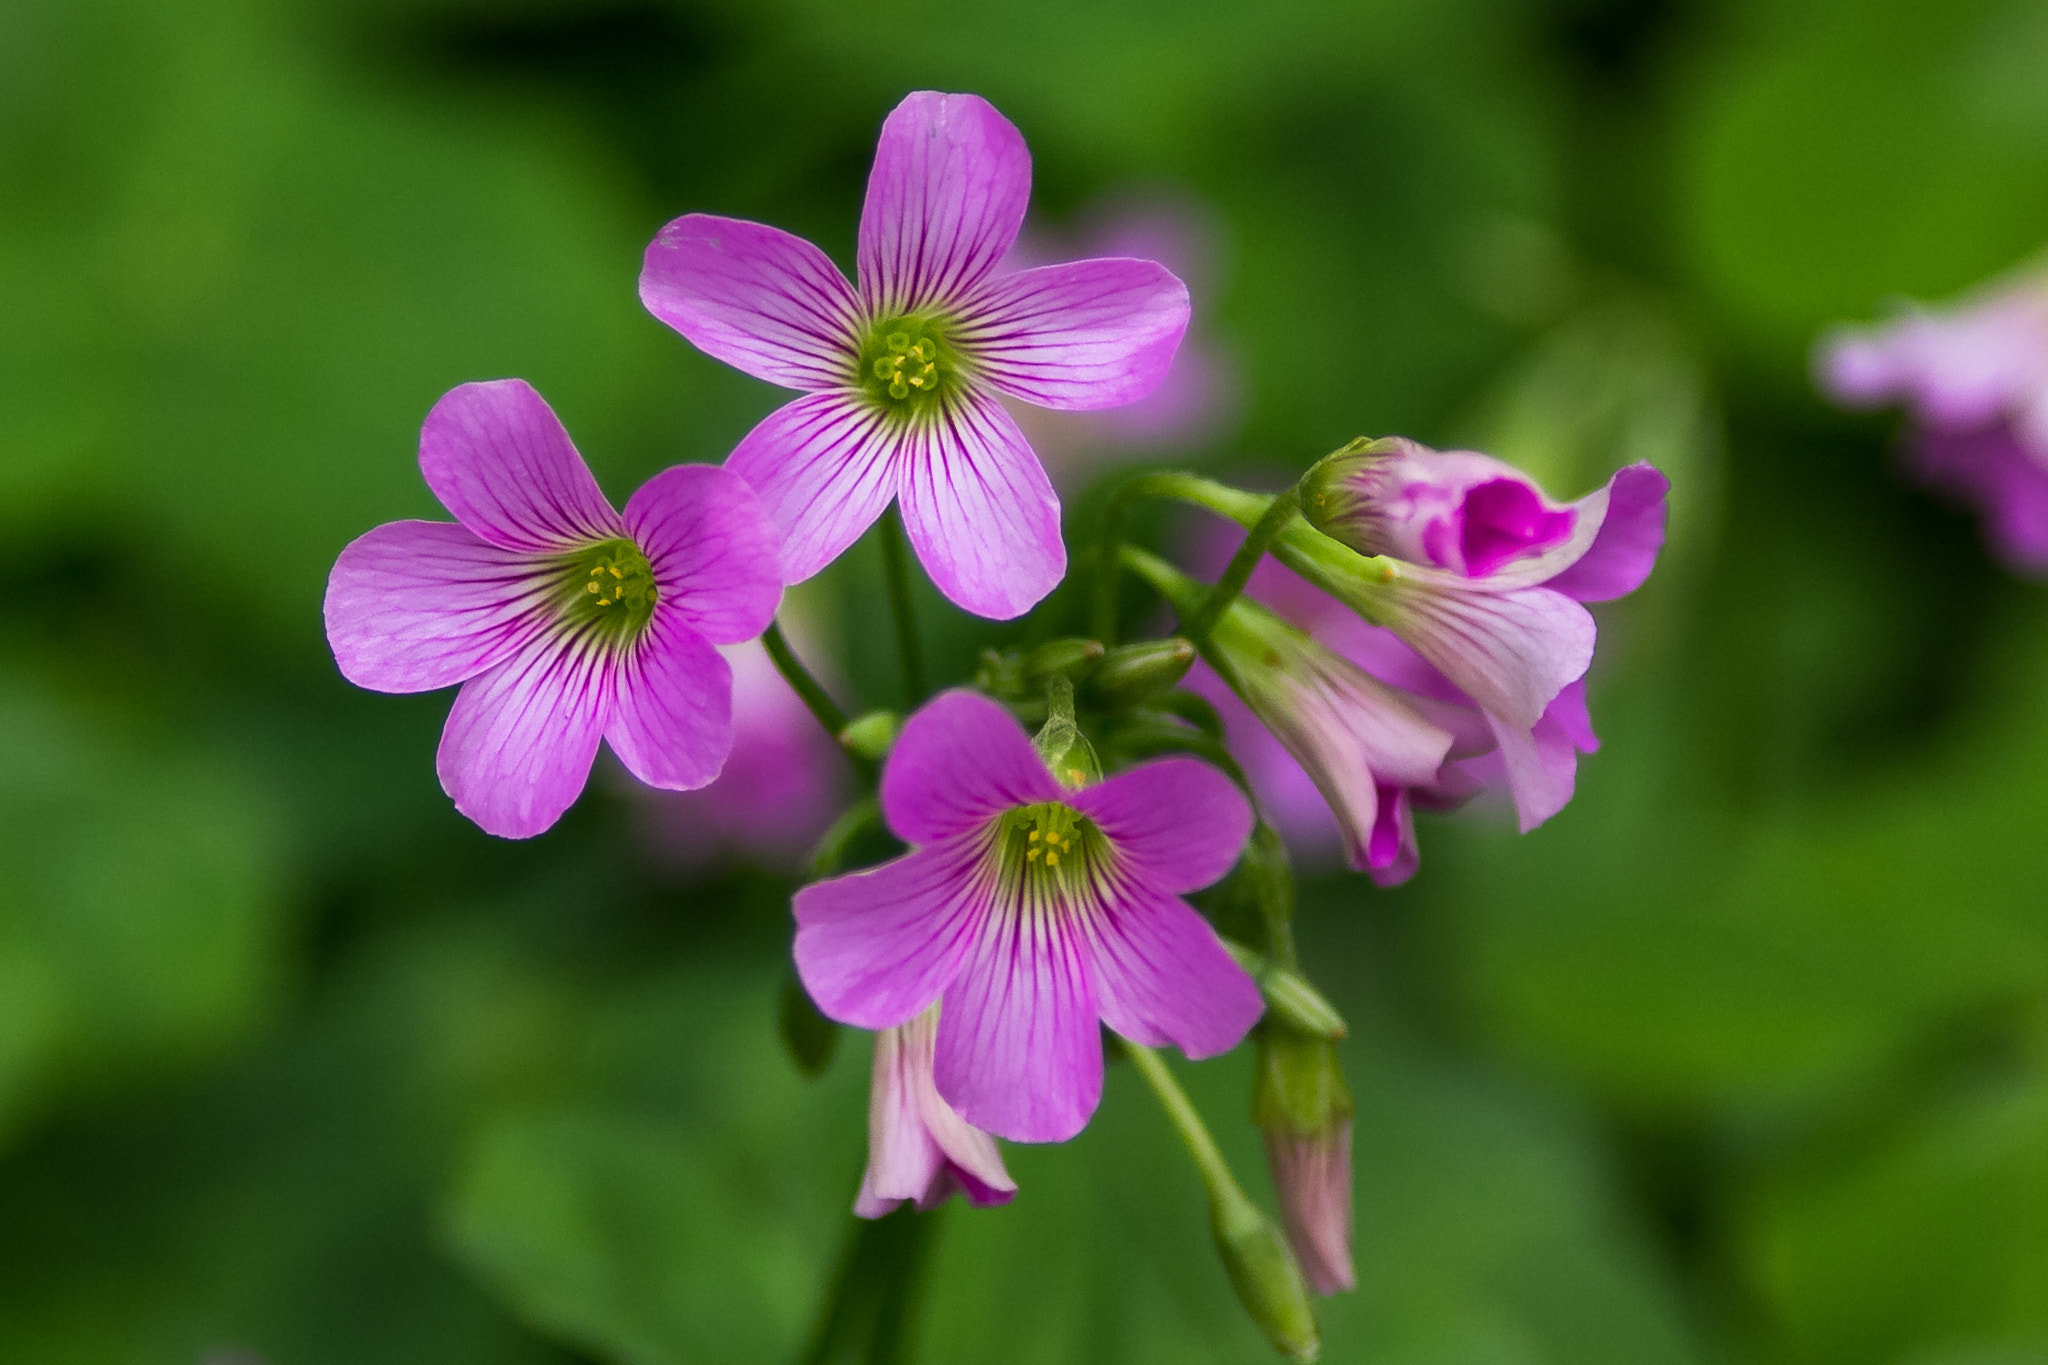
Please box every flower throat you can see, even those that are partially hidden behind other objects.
[559,538,658,641]
[858,316,959,413]
[996,802,1111,894]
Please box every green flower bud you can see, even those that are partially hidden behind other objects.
[1298,436,1408,551]
[838,710,902,761]
[1211,1182,1322,1360]
[1023,636,1106,686]
[1224,942,1348,1041]
[1086,637,1197,710]
[1033,675,1102,788]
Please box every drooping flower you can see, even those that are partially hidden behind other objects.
[1285,439,1666,836]
[324,379,782,838]
[1251,1027,1356,1297]
[633,629,845,871]
[1820,269,2048,573]
[640,91,1192,620]
[1001,191,1239,484]
[856,1004,1017,1218]
[794,690,1262,1143]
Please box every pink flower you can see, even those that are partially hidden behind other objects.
[633,634,845,871]
[640,91,1192,620]
[324,379,782,838]
[1820,272,2048,573]
[856,1005,1017,1218]
[793,690,1262,1143]
[1267,1123,1354,1296]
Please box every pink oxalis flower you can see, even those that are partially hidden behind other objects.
[1820,270,2048,574]
[794,690,1263,1143]
[1268,1121,1354,1296]
[324,379,782,838]
[856,1005,1016,1218]
[640,90,1192,620]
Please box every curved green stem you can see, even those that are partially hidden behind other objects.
[1182,486,1298,647]
[764,619,849,736]
[1093,471,1287,648]
[877,507,928,704]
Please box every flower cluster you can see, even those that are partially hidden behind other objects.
[322,88,1669,1358]
[1821,266,2048,573]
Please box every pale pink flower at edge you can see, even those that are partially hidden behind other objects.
[856,1005,1016,1218]
[639,91,1191,621]
[794,691,1263,1144]
[1820,272,2048,574]
[324,380,784,838]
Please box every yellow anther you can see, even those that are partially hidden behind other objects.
[610,566,623,578]
[1028,830,1040,841]
[1027,847,1041,861]
[586,582,600,594]
[597,596,613,606]
[1045,852,1059,866]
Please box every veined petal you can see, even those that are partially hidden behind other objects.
[858,92,1031,317]
[725,392,900,585]
[882,690,1060,845]
[640,214,863,390]
[1071,757,1251,895]
[856,1005,1015,1217]
[624,464,783,645]
[1363,783,1419,888]
[895,392,1064,620]
[435,625,612,838]
[935,889,1101,1144]
[1085,884,1262,1059]
[1543,463,1670,602]
[794,838,991,1031]
[419,380,623,553]
[1485,711,1580,834]
[324,520,554,693]
[954,258,1190,411]
[1381,574,1594,731]
[605,615,731,792]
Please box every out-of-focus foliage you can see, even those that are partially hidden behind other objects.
[4,0,2048,1362]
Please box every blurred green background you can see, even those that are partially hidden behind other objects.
[5,0,2048,1360]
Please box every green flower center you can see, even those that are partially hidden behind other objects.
[857,315,961,412]
[558,538,659,642]
[995,801,1113,896]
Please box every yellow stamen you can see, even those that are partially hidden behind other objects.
[1045,852,1059,866]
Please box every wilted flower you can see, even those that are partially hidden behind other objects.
[794,690,1262,1143]
[324,379,782,838]
[1820,269,2048,573]
[856,1004,1016,1218]
[641,91,1191,619]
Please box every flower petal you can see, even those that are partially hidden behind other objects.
[881,690,1060,846]
[725,392,900,585]
[793,839,990,1031]
[934,901,1101,1143]
[1381,576,1594,731]
[324,520,553,693]
[640,213,863,391]
[435,627,611,838]
[1543,463,1670,602]
[1071,756,1252,896]
[858,91,1031,316]
[895,392,1064,619]
[955,258,1191,411]
[854,1006,1015,1218]
[1363,782,1419,888]
[624,463,783,645]
[419,379,623,553]
[605,615,731,792]
[1485,706,1585,834]
[1085,885,1262,1059]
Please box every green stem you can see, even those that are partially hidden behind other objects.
[1182,486,1299,647]
[1123,1041,1239,1206]
[1093,471,1287,647]
[877,507,928,704]
[764,619,850,737]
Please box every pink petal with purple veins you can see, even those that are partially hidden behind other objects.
[419,380,624,553]
[639,214,864,391]
[935,897,1101,1144]
[881,690,1059,845]
[324,520,555,694]
[1383,575,1594,731]
[794,839,992,1031]
[895,392,1064,619]
[604,614,731,793]
[1071,757,1251,895]
[1084,885,1262,1058]
[1544,463,1669,602]
[858,92,1031,316]
[624,464,783,645]
[956,258,1190,411]
[856,1007,1015,1217]
[725,392,901,585]
[1485,709,1582,834]
[435,627,612,838]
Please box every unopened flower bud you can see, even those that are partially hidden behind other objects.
[1086,637,1197,710]
[1023,636,1106,686]
[1032,675,1102,787]
[1223,942,1347,1040]
[1252,1029,1356,1296]
[1210,1181,1322,1360]
[838,710,902,761]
